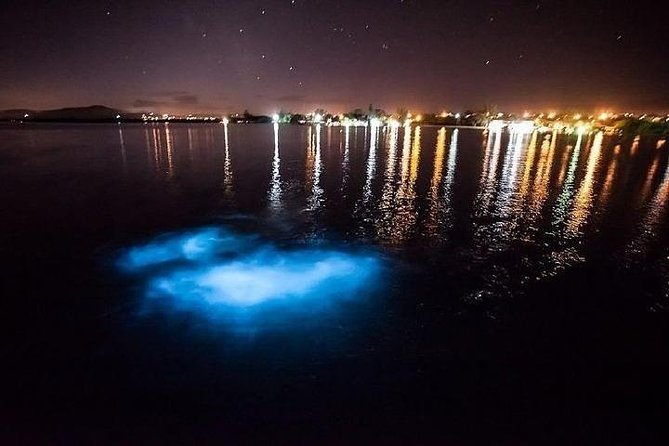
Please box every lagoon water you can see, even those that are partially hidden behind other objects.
[1,123,668,443]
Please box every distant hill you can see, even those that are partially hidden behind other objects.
[0,105,137,122]
[35,105,124,121]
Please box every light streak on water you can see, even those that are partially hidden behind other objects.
[518,130,538,199]
[307,124,323,212]
[596,144,621,211]
[389,126,421,243]
[341,124,351,195]
[627,161,669,259]
[423,127,447,237]
[223,122,233,195]
[528,131,558,220]
[376,125,399,239]
[268,122,281,210]
[361,123,378,206]
[553,133,583,226]
[476,128,502,214]
[566,132,604,237]
[165,124,174,176]
[495,130,527,219]
[118,125,127,169]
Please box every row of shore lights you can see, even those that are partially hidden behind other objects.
[222,113,419,127]
[220,114,321,125]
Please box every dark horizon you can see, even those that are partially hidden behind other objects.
[2,0,668,114]
[3,102,669,118]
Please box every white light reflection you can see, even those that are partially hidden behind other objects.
[165,124,174,177]
[552,133,583,227]
[187,128,194,161]
[376,124,399,239]
[144,127,153,167]
[223,122,233,196]
[341,124,351,195]
[495,129,527,221]
[476,127,503,213]
[444,129,459,201]
[268,122,281,210]
[518,131,539,202]
[361,120,379,205]
[389,125,421,243]
[118,125,127,169]
[439,128,459,235]
[152,126,160,171]
[307,124,323,211]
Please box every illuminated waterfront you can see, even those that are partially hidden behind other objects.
[2,122,668,443]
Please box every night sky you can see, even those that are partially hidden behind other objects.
[1,0,667,114]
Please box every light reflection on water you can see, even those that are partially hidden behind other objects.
[222,122,233,197]
[102,122,669,306]
[268,122,281,212]
[423,127,447,238]
[566,132,604,237]
[628,159,669,260]
[12,121,663,315]
[3,122,668,438]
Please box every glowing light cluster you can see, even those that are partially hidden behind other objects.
[487,119,506,132]
[118,227,383,318]
[140,112,220,122]
[508,120,535,134]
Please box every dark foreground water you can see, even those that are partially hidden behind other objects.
[1,123,668,444]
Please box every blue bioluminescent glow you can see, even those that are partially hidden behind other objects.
[149,249,379,307]
[117,226,382,327]
[118,227,256,270]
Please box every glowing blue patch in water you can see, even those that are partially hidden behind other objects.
[118,227,382,328]
[118,227,256,270]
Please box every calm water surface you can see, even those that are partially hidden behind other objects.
[2,123,668,444]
